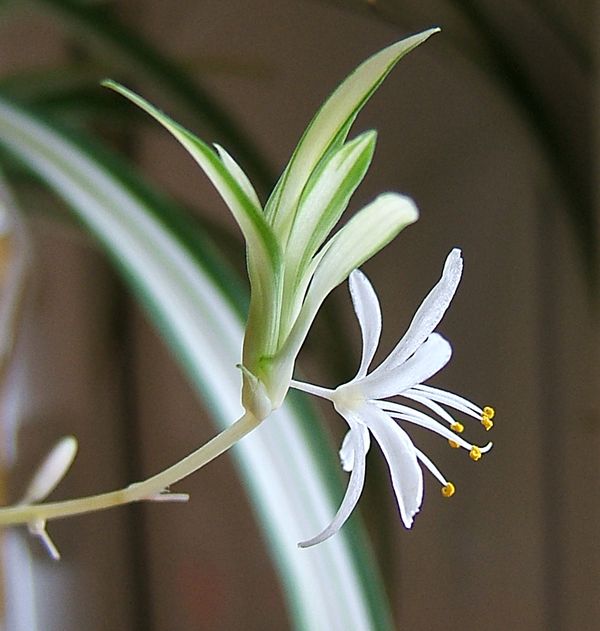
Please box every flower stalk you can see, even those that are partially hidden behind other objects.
[0,412,258,528]
[0,29,450,556]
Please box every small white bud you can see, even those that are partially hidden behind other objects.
[20,436,78,505]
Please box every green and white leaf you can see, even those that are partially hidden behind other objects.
[282,192,419,363]
[279,131,376,340]
[284,132,375,278]
[103,80,283,358]
[265,28,439,242]
[0,95,394,630]
[0,170,31,361]
[214,143,262,210]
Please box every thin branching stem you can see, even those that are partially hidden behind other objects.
[0,410,260,526]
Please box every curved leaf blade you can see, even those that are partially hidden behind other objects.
[266,28,439,242]
[284,193,419,363]
[103,80,283,355]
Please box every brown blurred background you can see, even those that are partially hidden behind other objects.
[0,1,598,630]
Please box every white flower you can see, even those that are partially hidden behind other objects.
[290,248,494,547]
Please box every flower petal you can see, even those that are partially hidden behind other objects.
[339,431,354,472]
[363,333,451,400]
[349,269,382,379]
[376,248,462,372]
[298,415,368,548]
[358,403,423,528]
[339,424,371,472]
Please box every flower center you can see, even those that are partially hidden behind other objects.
[332,383,366,411]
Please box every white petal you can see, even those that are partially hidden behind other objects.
[358,403,423,528]
[339,424,371,472]
[377,249,462,372]
[349,269,382,379]
[363,333,451,400]
[339,431,354,471]
[299,415,368,548]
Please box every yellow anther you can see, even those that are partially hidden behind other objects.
[483,406,495,419]
[451,422,464,433]
[448,439,460,449]
[481,416,494,431]
[442,482,455,497]
[469,446,482,462]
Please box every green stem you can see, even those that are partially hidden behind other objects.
[0,410,260,526]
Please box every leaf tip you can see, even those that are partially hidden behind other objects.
[101,80,132,101]
[420,26,442,39]
[403,26,441,51]
[377,192,420,227]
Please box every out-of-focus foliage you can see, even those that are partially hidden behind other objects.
[330,0,597,286]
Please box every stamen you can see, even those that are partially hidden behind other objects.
[410,384,483,420]
[441,482,455,497]
[481,406,495,430]
[382,402,475,451]
[415,447,450,488]
[448,439,460,449]
[469,446,482,461]
[400,392,457,427]
[451,422,464,433]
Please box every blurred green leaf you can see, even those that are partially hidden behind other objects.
[18,0,275,191]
